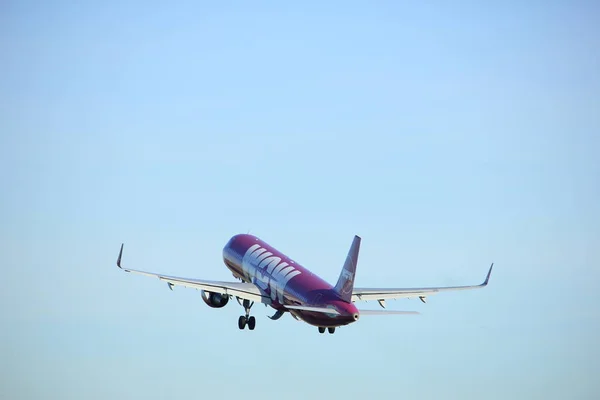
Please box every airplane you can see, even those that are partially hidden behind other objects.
[115,233,493,334]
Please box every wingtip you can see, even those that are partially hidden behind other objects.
[483,262,494,285]
[117,243,124,268]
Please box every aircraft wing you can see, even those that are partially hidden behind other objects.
[115,244,267,304]
[352,263,493,302]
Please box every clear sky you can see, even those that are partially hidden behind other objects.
[1,1,599,399]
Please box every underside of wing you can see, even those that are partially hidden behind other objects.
[115,244,267,304]
[352,263,494,302]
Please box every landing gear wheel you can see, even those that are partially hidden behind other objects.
[237,298,255,331]
[328,327,336,334]
[318,327,326,334]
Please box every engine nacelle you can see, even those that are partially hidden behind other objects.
[201,290,230,308]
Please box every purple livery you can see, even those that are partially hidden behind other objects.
[116,233,493,334]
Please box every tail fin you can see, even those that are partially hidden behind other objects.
[334,235,361,302]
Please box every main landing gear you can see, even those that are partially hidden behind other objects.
[318,327,336,334]
[237,298,255,330]
[238,315,255,330]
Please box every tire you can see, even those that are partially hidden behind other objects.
[248,316,256,330]
[328,327,335,334]
[238,315,247,330]
[318,327,326,334]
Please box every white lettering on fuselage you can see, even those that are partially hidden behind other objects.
[242,244,301,303]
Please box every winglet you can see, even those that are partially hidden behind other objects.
[117,243,124,269]
[482,263,493,286]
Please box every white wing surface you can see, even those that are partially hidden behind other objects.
[115,244,267,303]
[352,263,493,303]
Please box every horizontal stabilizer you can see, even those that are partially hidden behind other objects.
[359,310,420,315]
[285,305,340,315]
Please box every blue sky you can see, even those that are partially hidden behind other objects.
[1,1,599,399]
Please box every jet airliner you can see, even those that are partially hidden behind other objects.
[115,234,493,334]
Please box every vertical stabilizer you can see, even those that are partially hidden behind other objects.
[334,235,361,302]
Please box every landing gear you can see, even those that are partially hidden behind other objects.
[318,327,336,334]
[237,298,255,330]
[238,315,256,330]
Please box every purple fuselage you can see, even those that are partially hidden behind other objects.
[222,234,359,327]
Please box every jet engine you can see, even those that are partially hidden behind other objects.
[201,290,230,308]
